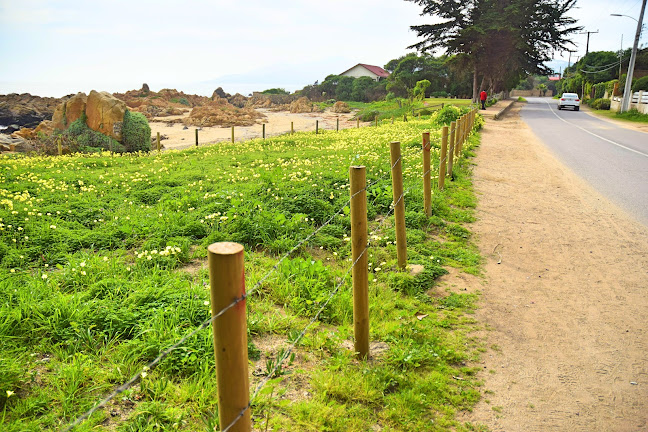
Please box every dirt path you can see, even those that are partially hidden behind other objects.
[463,105,648,431]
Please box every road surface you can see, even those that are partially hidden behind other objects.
[520,97,648,226]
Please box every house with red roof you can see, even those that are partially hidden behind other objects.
[340,64,390,81]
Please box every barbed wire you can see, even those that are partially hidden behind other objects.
[62,117,477,430]
[63,155,406,431]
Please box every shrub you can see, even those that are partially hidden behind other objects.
[434,105,463,125]
[591,98,611,110]
[63,113,124,153]
[632,76,648,92]
[358,110,379,121]
[431,91,448,98]
[122,110,151,152]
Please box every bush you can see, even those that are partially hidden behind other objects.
[122,110,151,152]
[431,91,449,98]
[591,98,611,110]
[632,76,648,92]
[434,105,463,125]
[358,110,379,121]
[63,113,124,153]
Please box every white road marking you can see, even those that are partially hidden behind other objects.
[543,99,648,159]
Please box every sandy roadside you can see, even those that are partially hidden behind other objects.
[457,105,648,431]
[148,109,362,151]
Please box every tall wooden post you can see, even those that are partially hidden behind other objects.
[439,126,448,190]
[58,136,62,156]
[448,121,456,179]
[157,132,161,153]
[316,120,319,134]
[390,141,407,269]
[291,121,294,134]
[350,166,369,360]
[455,117,462,157]
[195,129,198,147]
[262,123,266,139]
[422,132,432,216]
[337,117,340,131]
[357,118,359,128]
[231,126,235,143]
[207,242,251,432]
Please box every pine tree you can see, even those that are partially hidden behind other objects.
[406,0,582,100]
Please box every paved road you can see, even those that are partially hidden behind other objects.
[520,97,648,226]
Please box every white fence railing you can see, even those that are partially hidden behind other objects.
[610,91,648,114]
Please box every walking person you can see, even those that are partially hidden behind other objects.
[480,90,487,110]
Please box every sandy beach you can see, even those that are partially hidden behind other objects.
[149,108,363,151]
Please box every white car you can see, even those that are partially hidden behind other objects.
[558,93,580,111]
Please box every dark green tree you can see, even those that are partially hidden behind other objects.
[406,0,582,100]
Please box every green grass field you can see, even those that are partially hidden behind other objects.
[0,108,488,431]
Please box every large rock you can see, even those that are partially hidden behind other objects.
[184,100,265,127]
[0,93,68,129]
[52,92,87,130]
[85,90,126,141]
[331,101,351,113]
[290,97,316,113]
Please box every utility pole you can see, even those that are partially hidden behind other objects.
[620,0,647,112]
[579,30,599,56]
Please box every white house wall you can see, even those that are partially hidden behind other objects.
[340,65,379,81]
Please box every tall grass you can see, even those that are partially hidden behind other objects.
[0,110,486,431]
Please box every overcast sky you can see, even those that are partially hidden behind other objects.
[0,0,645,97]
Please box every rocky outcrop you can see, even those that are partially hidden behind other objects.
[228,93,248,108]
[289,97,319,113]
[85,91,127,141]
[212,87,230,100]
[52,92,87,130]
[331,101,351,113]
[184,98,265,127]
[0,93,69,130]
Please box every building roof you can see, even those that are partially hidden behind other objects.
[341,63,390,78]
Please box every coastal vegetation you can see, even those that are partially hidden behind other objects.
[0,109,486,431]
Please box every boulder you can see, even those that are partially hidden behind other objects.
[331,101,351,113]
[228,93,248,108]
[184,100,265,127]
[85,90,126,141]
[212,87,230,99]
[35,120,54,136]
[141,83,150,93]
[65,92,87,125]
[290,97,315,113]
[11,127,37,140]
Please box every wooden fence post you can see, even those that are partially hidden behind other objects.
[337,117,339,131]
[357,118,360,128]
[316,120,319,134]
[438,126,448,190]
[58,136,63,156]
[448,121,456,179]
[231,126,235,143]
[262,123,266,139]
[157,132,161,153]
[291,121,294,134]
[390,141,407,269]
[207,242,251,432]
[350,166,369,360]
[403,114,407,122]
[455,116,462,157]
[422,132,431,217]
[195,129,199,147]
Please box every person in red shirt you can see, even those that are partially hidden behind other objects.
[480,90,487,110]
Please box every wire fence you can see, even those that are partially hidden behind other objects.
[63,108,479,432]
